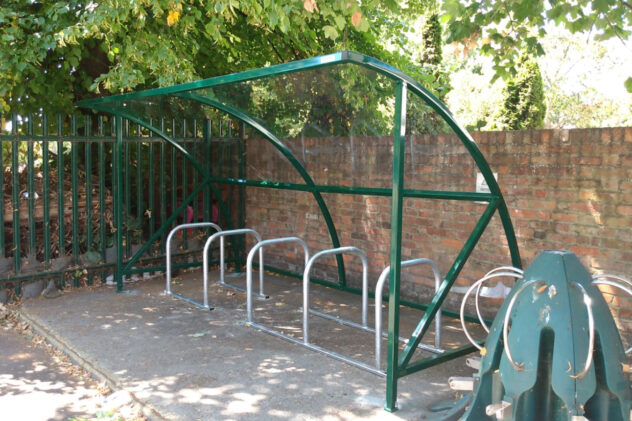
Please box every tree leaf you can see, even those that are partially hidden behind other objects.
[322,25,338,40]
[351,11,362,27]
[303,0,318,13]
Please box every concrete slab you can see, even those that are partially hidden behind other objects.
[21,268,480,420]
[0,320,113,420]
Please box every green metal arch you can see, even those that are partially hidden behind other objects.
[87,105,236,272]
[350,53,521,268]
[173,92,347,287]
[76,51,520,268]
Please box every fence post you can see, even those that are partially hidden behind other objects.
[57,115,65,287]
[114,115,124,291]
[71,116,79,286]
[11,114,20,276]
[238,122,246,265]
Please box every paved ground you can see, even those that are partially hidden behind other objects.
[18,268,479,420]
[0,304,143,421]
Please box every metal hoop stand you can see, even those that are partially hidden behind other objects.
[165,222,221,310]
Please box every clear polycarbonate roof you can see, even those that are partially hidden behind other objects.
[76,51,459,139]
[77,51,498,194]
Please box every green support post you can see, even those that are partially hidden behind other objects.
[385,81,407,412]
[57,115,65,286]
[11,115,21,274]
[136,140,142,235]
[98,117,106,268]
[203,119,211,228]
[171,134,177,245]
[237,123,246,264]
[124,123,131,259]
[148,139,155,255]
[192,120,199,226]
[27,116,36,256]
[42,116,50,268]
[114,115,124,291]
[85,116,93,284]
[71,116,79,286]
[182,120,188,248]
[160,120,166,253]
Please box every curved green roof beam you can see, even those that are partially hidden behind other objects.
[86,104,235,272]
[75,51,520,269]
[173,92,347,288]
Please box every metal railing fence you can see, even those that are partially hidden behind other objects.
[0,113,245,294]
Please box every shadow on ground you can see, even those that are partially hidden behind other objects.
[21,269,480,420]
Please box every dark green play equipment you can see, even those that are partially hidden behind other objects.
[458,250,632,421]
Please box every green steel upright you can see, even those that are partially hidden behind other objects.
[386,81,407,409]
[115,115,124,290]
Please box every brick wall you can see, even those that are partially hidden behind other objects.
[243,127,632,326]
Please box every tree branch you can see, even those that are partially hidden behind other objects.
[265,36,285,62]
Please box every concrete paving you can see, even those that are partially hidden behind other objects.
[0,318,122,420]
[20,268,480,420]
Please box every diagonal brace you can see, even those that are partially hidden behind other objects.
[398,198,500,370]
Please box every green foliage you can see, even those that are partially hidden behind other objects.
[445,24,632,130]
[442,0,632,91]
[418,13,450,101]
[0,0,433,114]
[497,56,546,130]
[405,12,451,135]
[421,14,442,66]
[539,26,632,128]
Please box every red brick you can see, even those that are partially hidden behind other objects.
[535,189,547,198]
[247,127,632,334]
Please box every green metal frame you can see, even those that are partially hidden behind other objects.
[76,50,521,412]
[105,111,236,290]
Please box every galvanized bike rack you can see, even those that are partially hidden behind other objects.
[592,273,632,354]
[245,237,310,323]
[165,222,222,310]
[459,268,524,350]
[303,246,369,342]
[375,258,445,370]
[245,239,385,376]
[203,228,266,300]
